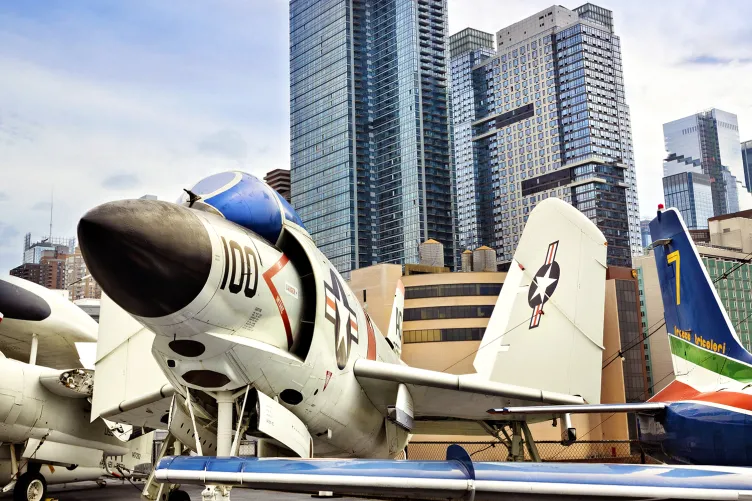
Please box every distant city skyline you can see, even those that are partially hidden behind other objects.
[0,1,751,274]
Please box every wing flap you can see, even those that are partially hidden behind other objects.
[155,453,752,500]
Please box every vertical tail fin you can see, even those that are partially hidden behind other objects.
[650,208,752,388]
[386,280,404,357]
[473,198,608,404]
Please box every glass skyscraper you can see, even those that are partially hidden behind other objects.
[289,0,456,276]
[663,171,714,229]
[639,219,651,250]
[742,139,752,194]
[662,109,750,218]
[449,4,641,267]
[449,29,495,251]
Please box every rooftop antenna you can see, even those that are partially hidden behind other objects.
[48,188,53,240]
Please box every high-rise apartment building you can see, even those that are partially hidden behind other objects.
[663,109,749,219]
[742,139,752,193]
[450,29,496,251]
[450,4,641,268]
[264,168,291,203]
[290,0,456,276]
[66,247,102,300]
[39,250,68,290]
[9,263,41,284]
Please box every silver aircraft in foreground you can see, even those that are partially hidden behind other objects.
[78,172,752,501]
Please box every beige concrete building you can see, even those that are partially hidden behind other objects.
[66,247,102,301]
[349,264,632,450]
[633,254,672,396]
[708,209,752,253]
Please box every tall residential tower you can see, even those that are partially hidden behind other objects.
[449,28,495,251]
[450,4,641,268]
[289,0,456,276]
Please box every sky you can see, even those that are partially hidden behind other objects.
[0,0,750,274]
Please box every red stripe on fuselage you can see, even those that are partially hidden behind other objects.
[262,255,293,349]
[649,380,698,403]
[651,379,752,412]
[365,314,377,361]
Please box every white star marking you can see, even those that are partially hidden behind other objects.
[532,267,558,302]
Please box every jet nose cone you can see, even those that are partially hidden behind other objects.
[78,200,213,318]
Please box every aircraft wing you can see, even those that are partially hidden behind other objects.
[490,403,667,417]
[353,359,584,429]
[155,445,752,500]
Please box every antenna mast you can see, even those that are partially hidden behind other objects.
[49,188,53,239]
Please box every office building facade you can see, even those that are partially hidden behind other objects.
[663,109,749,218]
[450,4,641,268]
[290,0,456,276]
[662,171,713,229]
[449,28,495,251]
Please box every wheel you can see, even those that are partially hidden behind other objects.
[13,471,47,501]
[168,489,191,501]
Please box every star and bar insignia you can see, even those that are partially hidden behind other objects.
[527,241,560,329]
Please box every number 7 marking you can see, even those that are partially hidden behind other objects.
[667,250,680,305]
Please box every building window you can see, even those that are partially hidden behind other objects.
[404,283,502,299]
[404,305,495,321]
[403,328,485,343]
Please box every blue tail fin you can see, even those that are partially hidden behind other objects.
[650,208,752,384]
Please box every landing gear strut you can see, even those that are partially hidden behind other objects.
[481,420,542,462]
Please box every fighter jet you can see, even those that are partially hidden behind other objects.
[77,172,752,500]
[0,275,152,501]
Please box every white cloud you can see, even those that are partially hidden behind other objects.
[0,1,292,274]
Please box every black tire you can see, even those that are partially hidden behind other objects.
[13,471,47,501]
[168,489,191,501]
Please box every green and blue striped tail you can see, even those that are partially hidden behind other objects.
[650,208,752,383]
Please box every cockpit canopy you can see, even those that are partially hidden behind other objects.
[178,171,304,245]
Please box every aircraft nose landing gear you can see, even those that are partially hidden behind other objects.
[13,471,46,501]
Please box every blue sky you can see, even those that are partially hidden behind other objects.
[1,0,751,274]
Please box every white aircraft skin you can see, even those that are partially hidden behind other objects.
[77,172,607,465]
[0,276,147,500]
[0,275,97,369]
[86,203,405,458]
